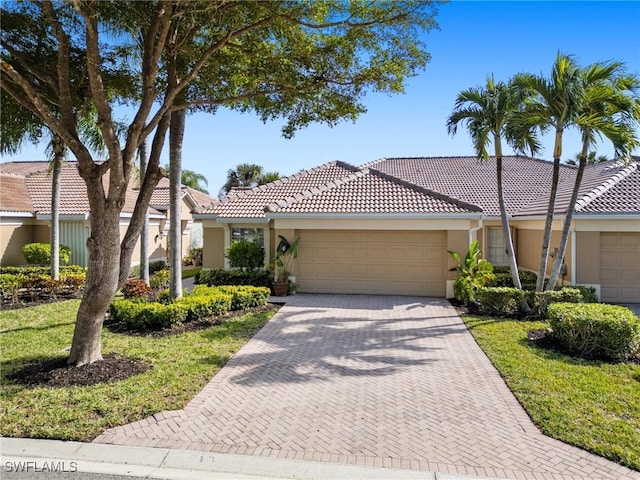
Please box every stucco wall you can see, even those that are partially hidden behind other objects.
[0,223,34,266]
[516,228,572,285]
[575,231,600,284]
[202,227,225,269]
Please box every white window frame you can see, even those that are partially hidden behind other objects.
[230,227,264,246]
[486,226,510,266]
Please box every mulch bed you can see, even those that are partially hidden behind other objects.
[7,353,151,388]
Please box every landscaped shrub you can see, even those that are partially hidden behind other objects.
[0,273,24,303]
[0,268,86,305]
[21,276,63,300]
[109,299,189,330]
[476,287,525,317]
[535,287,591,318]
[150,269,170,290]
[449,240,494,306]
[491,268,537,289]
[22,243,71,266]
[178,290,233,321]
[548,303,640,361]
[195,268,273,288]
[214,285,270,310]
[183,247,203,266]
[225,240,265,271]
[0,265,85,276]
[121,279,153,300]
[572,285,598,303]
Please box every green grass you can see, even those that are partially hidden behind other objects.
[464,315,640,471]
[182,266,202,279]
[0,300,276,441]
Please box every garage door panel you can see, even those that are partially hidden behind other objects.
[599,232,640,303]
[297,229,445,296]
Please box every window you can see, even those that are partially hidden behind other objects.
[231,227,264,246]
[486,227,510,266]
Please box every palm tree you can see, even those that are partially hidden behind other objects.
[565,151,608,166]
[447,76,539,303]
[511,53,583,291]
[181,169,209,193]
[546,61,640,288]
[219,163,281,197]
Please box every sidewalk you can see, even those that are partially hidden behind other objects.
[1,437,501,480]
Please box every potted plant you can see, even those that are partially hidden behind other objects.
[272,236,299,296]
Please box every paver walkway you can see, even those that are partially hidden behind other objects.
[94,295,639,480]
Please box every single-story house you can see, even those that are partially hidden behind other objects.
[0,161,217,268]
[194,156,640,303]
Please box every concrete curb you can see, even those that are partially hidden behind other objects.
[1,438,506,480]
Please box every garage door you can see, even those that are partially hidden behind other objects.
[296,230,446,296]
[600,232,640,303]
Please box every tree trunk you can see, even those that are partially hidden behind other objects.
[495,152,531,313]
[169,109,185,299]
[67,198,121,366]
[536,129,563,292]
[547,137,589,288]
[50,136,64,281]
[138,140,150,285]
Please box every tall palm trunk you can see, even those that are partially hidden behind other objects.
[138,139,150,285]
[547,134,589,288]
[169,109,185,299]
[536,129,563,291]
[495,138,530,313]
[50,135,65,280]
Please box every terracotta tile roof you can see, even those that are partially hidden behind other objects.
[0,161,188,216]
[0,161,50,176]
[514,159,640,216]
[150,188,171,209]
[266,168,481,215]
[184,187,218,213]
[206,161,361,218]
[576,160,640,214]
[0,173,33,213]
[371,156,576,216]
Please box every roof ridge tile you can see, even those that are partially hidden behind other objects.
[576,161,638,212]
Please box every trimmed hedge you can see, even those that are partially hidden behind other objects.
[535,286,598,318]
[109,285,270,331]
[195,268,273,288]
[214,285,271,310]
[548,303,640,360]
[22,242,72,266]
[109,299,189,330]
[477,287,525,317]
[129,260,167,279]
[491,268,537,289]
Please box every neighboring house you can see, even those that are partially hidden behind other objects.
[0,161,217,269]
[194,156,640,303]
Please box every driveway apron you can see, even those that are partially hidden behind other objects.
[94,294,638,480]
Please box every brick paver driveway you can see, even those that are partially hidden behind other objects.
[95,295,638,480]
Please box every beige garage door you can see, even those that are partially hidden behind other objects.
[600,232,640,303]
[296,230,446,296]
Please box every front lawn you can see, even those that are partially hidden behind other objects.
[0,299,276,441]
[464,315,640,471]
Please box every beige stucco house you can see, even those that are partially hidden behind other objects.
[0,161,216,269]
[194,156,640,303]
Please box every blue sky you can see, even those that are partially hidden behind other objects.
[4,1,640,195]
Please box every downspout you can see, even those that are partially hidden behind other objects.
[570,227,576,286]
[469,218,483,246]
